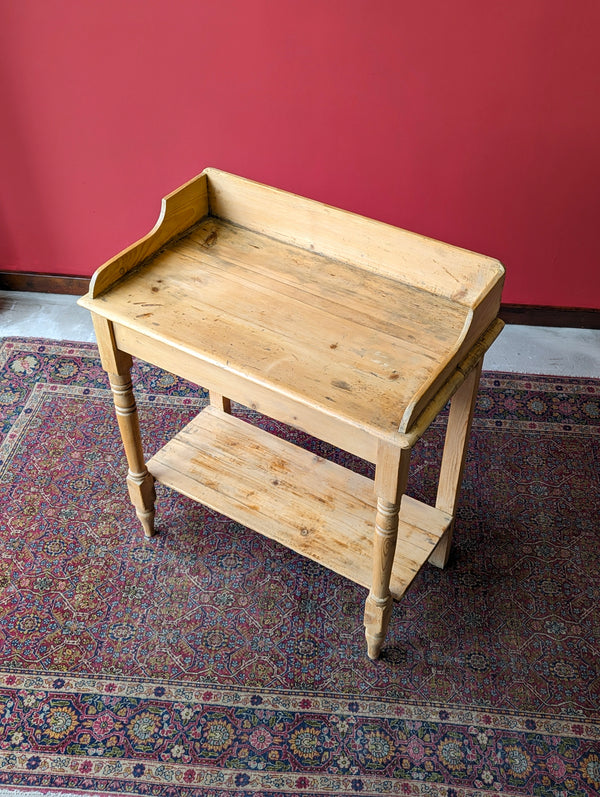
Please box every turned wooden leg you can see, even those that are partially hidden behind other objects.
[109,373,157,537]
[92,314,156,538]
[364,442,411,659]
[364,498,400,659]
[429,359,483,568]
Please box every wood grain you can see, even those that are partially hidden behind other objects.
[89,173,209,298]
[81,217,493,438]
[78,168,504,657]
[147,406,450,599]
[205,169,504,309]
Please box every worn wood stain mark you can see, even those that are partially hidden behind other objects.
[332,379,352,391]
[201,230,218,247]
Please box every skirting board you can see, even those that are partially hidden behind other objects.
[0,271,90,296]
[0,271,599,329]
[499,304,600,329]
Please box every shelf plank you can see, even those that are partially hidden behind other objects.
[147,407,451,599]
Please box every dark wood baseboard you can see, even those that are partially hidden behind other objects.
[0,271,89,295]
[1,271,599,328]
[499,304,600,329]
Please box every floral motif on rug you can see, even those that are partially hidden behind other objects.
[0,338,599,796]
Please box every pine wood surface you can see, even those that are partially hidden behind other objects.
[82,216,494,439]
[148,406,450,600]
[78,169,505,657]
[89,174,209,298]
[204,169,503,310]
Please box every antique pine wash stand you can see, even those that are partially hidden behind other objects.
[79,169,504,659]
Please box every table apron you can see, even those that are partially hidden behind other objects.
[112,322,383,463]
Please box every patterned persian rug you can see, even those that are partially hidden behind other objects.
[0,337,598,797]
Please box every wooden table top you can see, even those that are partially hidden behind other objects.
[80,169,505,443]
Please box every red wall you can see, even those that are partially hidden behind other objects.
[1,0,599,307]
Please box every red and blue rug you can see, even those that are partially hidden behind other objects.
[0,337,599,796]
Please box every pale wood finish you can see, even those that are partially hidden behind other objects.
[78,170,504,657]
[83,216,498,437]
[148,406,450,601]
[428,359,483,568]
[365,442,412,658]
[91,315,156,537]
[105,315,502,466]
[205,169,502,309]
[89,174,209,298]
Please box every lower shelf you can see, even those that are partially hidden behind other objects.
[147,406,452,600]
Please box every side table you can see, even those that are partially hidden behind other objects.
[78,169,504,658]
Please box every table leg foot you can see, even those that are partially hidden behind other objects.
[127,470,157,537]
[137,509,156,538]
[428,525,453,569]
[127,470,156,537]
[364,593,393,660]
